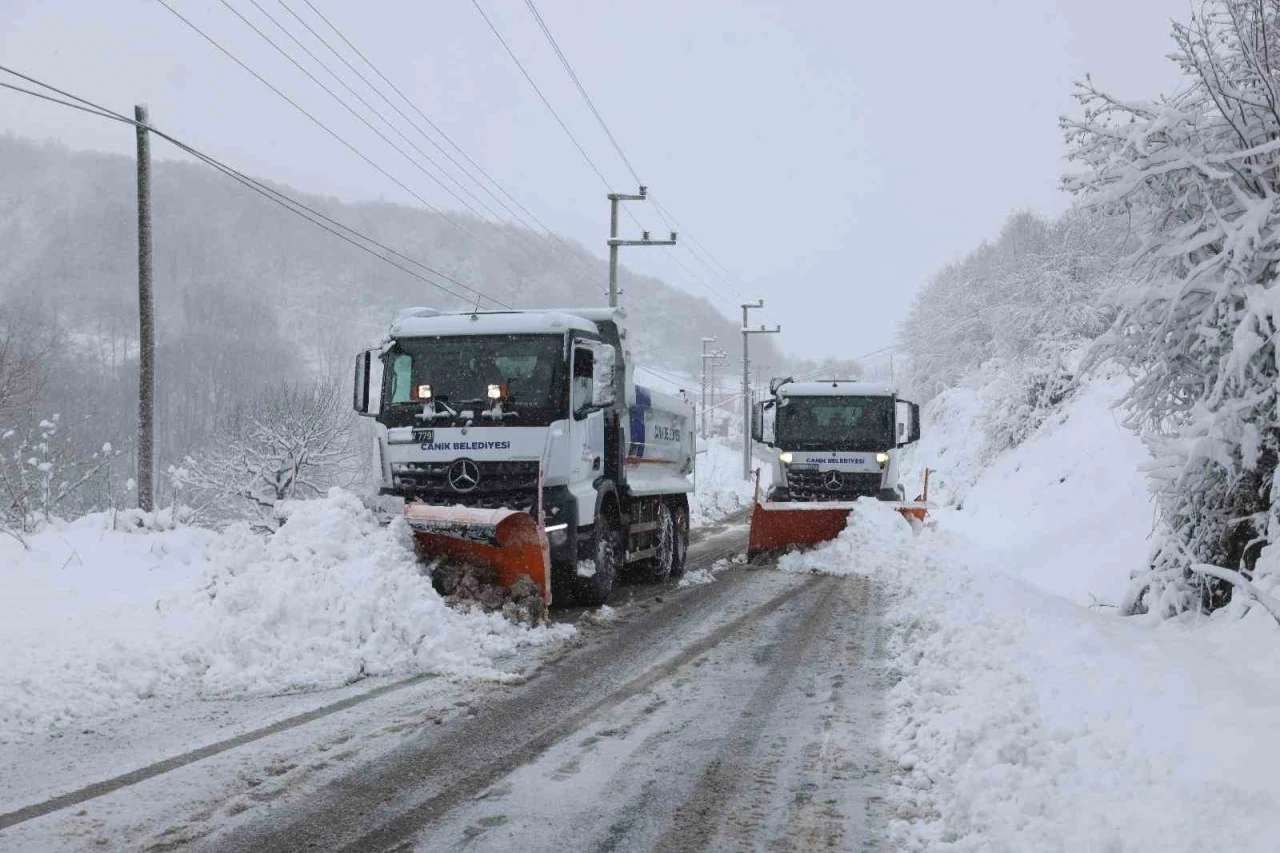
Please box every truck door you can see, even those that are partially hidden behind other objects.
[570,342,606,490]
[895,399,911,447]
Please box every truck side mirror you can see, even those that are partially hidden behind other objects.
[591,343,617,408]
[751,399,776,445]
[353,349,381,416]
[909,401,921,443]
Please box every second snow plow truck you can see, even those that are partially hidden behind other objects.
[353,306,693,606]
[747,378,928,557]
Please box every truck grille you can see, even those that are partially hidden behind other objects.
[392,460,540,511]
[786,470,882,501]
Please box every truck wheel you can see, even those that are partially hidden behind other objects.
[668,502,689,579]
[575,516,621,606]
[643,503,676,584]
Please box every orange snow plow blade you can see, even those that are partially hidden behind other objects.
[404,504,552,603]
[746,500,929,557]
[745,471,930,559]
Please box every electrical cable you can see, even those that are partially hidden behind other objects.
[468,0,614,190]
[0,65,510,308]
[231,0,597,289]
[154,0,486,245]
[296,0,603,286]
[279,0,602,288]
[515,0,750,305]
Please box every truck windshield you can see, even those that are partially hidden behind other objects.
[379,334,565,427]
[776,395,896,452]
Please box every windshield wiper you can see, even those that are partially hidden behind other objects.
[415,399,458,422]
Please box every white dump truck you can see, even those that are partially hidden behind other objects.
[353,306,694,605]
[748,378,925,555]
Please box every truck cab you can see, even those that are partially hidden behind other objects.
[751,379,921,502]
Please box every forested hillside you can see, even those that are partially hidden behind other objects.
[0,134,790,515]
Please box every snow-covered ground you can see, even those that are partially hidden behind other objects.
[0,489,570,744]
[904,363,1152,606]
[780,372,1280,850]
[689,433,771,528]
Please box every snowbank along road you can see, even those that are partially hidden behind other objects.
[0,517,891,852]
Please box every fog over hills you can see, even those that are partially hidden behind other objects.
[0,134,791,375]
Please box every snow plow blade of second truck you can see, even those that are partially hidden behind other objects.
[745,471,930,559]
[404,504,552,603]
[746,498,928,558]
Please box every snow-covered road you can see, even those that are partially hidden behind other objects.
[187,550,886,851]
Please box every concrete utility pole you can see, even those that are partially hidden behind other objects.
[606,186,676,307]
[699,337,727,440]
[741,300,781,480]
[135,104,155,512]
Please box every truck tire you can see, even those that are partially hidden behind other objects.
[642,503,676,584]
[575,515,621,606]
[668,501,690,579]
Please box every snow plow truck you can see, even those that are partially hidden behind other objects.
[747,379,927,557]
[353,306,694,606]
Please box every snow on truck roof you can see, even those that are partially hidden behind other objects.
[389,307,624,339]
[777,380,895,397]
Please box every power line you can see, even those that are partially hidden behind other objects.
[244,0,500,221]
[512,0,748,308]
[154,0,493,247]
[705,306,1000,412]
[226,0,595,288]
[0,65,509,308]
[635,362,693,386]
[469,0,737,310]
[650,196,748,301]
[468,0,615,191]
[199,0,487,242]
[0,80,123,123]
[275,0,601,288]
[521,0,641,186]
[295,0,603,287]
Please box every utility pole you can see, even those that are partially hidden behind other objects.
[606,186,676,307]
[699,337,726,440]
[135,104,155,512]
[741,300,781,480]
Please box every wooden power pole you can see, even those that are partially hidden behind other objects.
[135,104,155,511]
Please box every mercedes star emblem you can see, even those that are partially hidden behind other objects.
[823,470,844,491]
[448,458,480,492]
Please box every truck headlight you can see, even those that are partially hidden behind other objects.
[779,452,793,464]
[876,452,890,465]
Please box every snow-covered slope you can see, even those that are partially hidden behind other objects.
[784,503,1280,852]
[0,490,569,742]
[904,365,1153,606]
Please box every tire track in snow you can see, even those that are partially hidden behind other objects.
[653,575,843,851]
[203,571,820,852]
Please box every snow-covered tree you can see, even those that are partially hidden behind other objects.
[1064,0,1280,615]
[172,380,362,528]
[899,208,1122,402]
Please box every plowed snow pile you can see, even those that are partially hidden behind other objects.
[0,489,571,742]
[782,502,1280,851]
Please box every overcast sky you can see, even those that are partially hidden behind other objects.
[1,0,1187,362]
